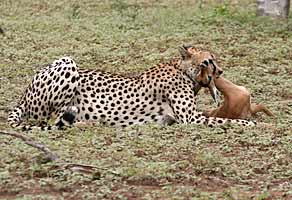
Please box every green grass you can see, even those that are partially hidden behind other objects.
[1,0,292,199]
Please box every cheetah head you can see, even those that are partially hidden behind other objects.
[178,44,223,105]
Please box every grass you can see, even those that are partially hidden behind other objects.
[0,0,292,199]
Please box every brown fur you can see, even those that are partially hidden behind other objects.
[203,77,274,119]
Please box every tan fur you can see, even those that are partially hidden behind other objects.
[204,77,274,119]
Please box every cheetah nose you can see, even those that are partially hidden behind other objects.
[218,70,223,75]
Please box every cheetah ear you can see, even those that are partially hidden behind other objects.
[178,45,192,60]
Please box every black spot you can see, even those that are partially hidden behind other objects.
[56,119,65,129]
[53,95,59,101]
[62,84,70,92]
[54,85,59,92]
[85,114,90,120]
[55,76,60,83]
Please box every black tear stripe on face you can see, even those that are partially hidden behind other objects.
[208,59,217,74]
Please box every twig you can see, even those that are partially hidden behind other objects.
[0,129,119,176]
[0,130,59,161]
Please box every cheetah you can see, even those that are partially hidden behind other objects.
[8,45,256,130]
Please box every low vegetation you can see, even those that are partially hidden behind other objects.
[0,0,291,199]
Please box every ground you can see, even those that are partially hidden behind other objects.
[0,0,292,199]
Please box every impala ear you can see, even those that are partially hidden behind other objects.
[178,45,192,60]
[182,44,193,49]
